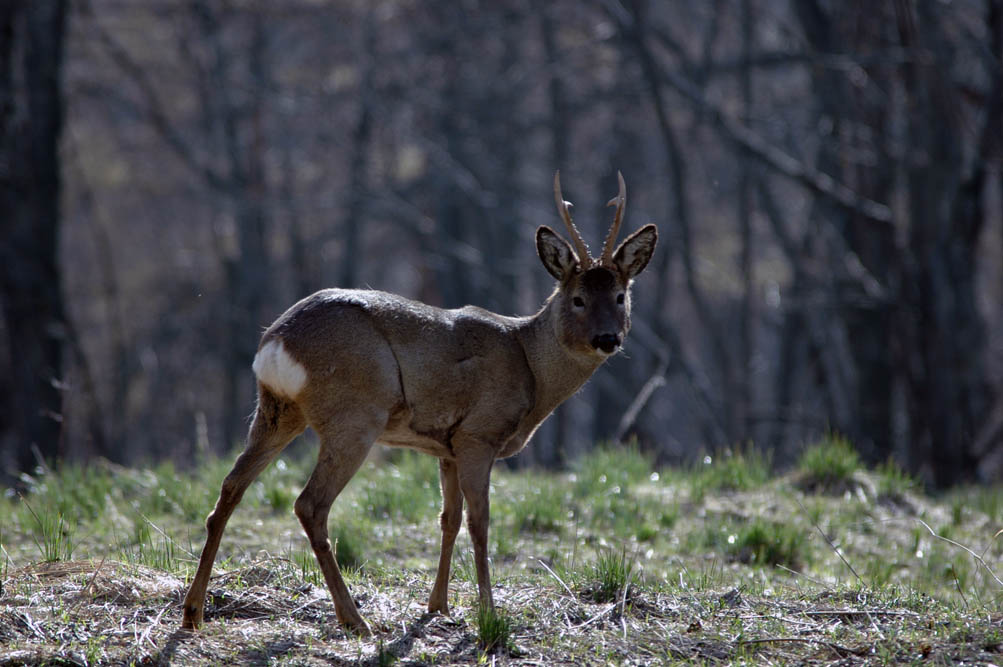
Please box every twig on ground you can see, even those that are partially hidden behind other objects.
[739,636,861,658]
[574,602,618,629]
[537,559,576,599]
[914,518,1003,588]
[84,555,107,596]
[794,495,864,587]
[139,513,196,559]
[801,609,917,617]
[137,601,171,650]
[776,563,827,589]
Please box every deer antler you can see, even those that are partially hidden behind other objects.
[553,171,593,268]
[599,171,626,266]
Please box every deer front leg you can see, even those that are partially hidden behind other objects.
[455,443,496,610]
[428,458,462,615]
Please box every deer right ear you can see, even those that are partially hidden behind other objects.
[536,225,580,281]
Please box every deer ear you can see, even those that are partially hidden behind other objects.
[536,225,580,280]
[612,224,657,279]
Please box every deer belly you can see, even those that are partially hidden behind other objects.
[378,423,455,459]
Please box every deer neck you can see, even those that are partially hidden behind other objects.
[516,298,604,419]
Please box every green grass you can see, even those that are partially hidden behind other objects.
[122,520,182,572]
[690,445,772,500]
[506,476,568,533]
[571,443,652,497]
[580,546,637,602]
[362,451,441,523]
[725,517,803,568]
[876,457,919,498]
[797,432,861,490]
[2,436,1003,664]
[474,603,513,654]
[21,500,74,562]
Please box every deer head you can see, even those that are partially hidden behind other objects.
[537,171,658,357]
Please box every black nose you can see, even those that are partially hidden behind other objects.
[591,333,621,354]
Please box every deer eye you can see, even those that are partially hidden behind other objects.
[573,296,585,308]
[616,294,625,305]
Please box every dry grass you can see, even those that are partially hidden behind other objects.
[2,446,1003,664]
[2,557,1002,665]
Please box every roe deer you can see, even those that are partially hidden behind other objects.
[181,171,657,635]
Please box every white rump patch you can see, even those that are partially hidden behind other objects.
[253,339,308,398]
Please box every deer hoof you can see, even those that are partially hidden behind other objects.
[346,617,372,637]
[427,597,450,616]
[181,606,203,630]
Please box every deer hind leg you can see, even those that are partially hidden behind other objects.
[294,409,385,636]
[428,458,462,615]
[182,388,305,630]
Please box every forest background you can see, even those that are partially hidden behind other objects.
[2,0,1002,489]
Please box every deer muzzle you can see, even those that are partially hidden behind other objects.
[591,333,622,354]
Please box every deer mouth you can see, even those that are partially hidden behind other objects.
[591,333,622,355]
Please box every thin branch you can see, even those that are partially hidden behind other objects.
[615,0,735,443]
[682,46,938,76]
[794,495,865,587]
[77,0,225,192]
[609,3,893,225]
[614,359,668,444]
[628,318,728,444]
[914,518,1003,589]
[537,559,576,599]
[659,66,892,223]
[738,636,861,658]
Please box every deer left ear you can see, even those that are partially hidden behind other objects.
[536,225,581,280]
[612,224,657,279]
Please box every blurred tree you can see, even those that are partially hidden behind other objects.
[0,0,69,473]
[11,0,998,487]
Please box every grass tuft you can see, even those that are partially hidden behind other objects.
[797,432,861,491]
[727,518,803,568]
[572,444,652,498]
[332,526,363,570]
[292,548,323,587]
[474,603,513,654]
[581,547,637,603]
[876,457,920,498]
[691,445,772,500]
[124,521,181,572]
[22,499,74,563]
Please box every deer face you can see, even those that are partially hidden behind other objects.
[567,266,629,356]
[536,223,657,358]
[536,170,658,358]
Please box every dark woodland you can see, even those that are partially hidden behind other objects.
[1,0,1001,488]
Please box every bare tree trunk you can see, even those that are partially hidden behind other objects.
[339,9,375,290]
[540,5,570,467]
[737,0,754,445]
[0,0,69,472]
[623,0,736,445]
[896,0,994,485]
[794,0,897,462]
[193,3,273,451]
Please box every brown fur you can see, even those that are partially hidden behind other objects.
[181,174,657,635]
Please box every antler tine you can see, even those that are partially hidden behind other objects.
[600,170,626,265]
[553,171,592,268]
